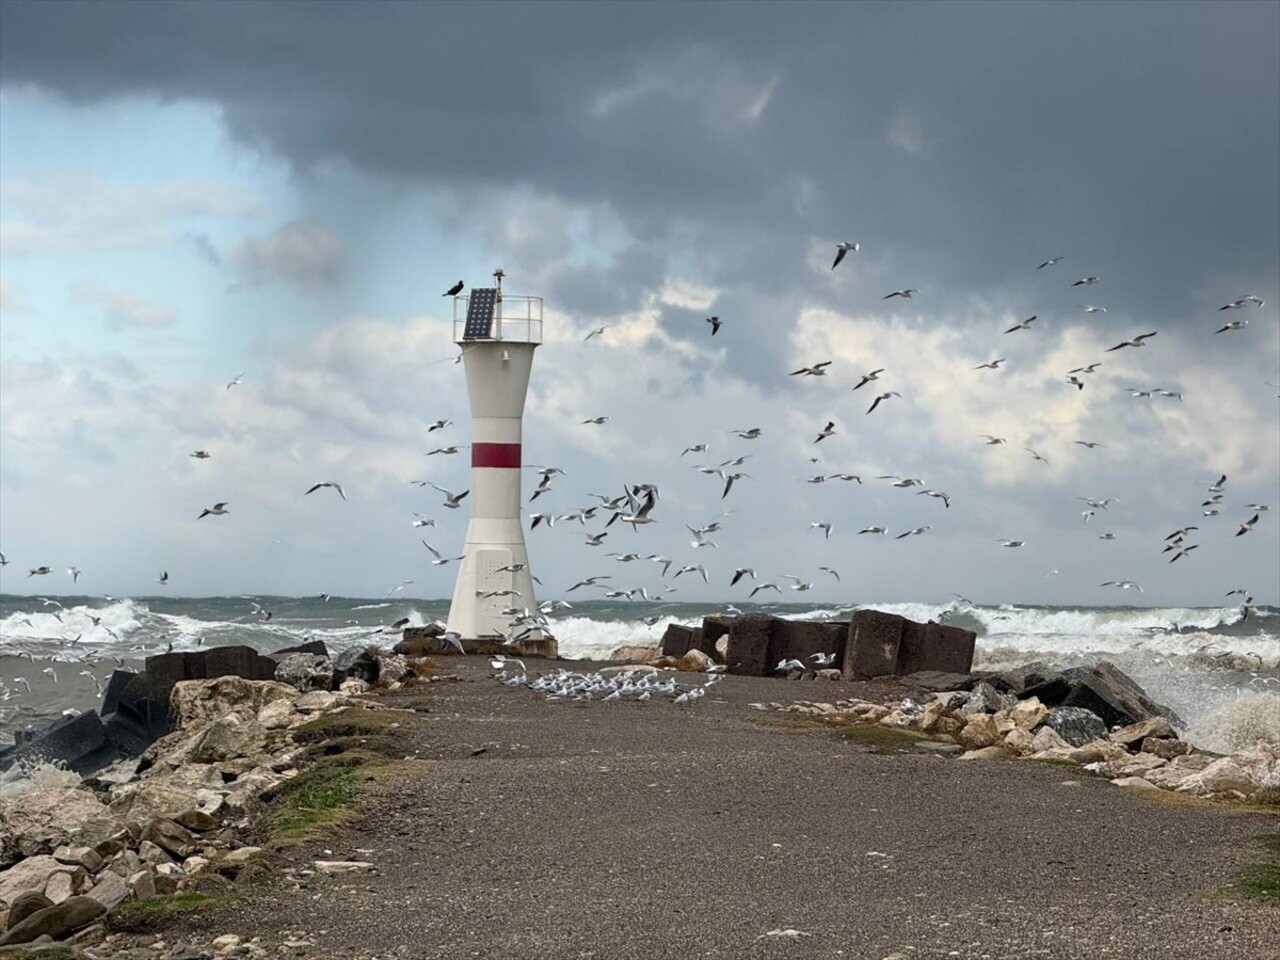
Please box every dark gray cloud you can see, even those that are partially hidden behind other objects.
[2,0,1275,331]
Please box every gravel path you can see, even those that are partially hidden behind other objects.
[168,660,1279,959]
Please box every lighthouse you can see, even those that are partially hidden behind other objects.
[445,271,551,653]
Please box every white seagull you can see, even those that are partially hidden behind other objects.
[832,241,860,270]
[305,482,347,501]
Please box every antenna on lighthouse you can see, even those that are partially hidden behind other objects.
[444,273,553,657]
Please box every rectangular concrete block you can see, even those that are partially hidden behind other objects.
[726,614,775,676]
[660,624,699,658]
[845,610,904,678]
[699,617,733,662]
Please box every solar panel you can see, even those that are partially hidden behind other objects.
[463,288,498,340]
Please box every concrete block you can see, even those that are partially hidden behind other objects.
[659,624,699,658]
[845,610,904,678]
[726,614,774,676]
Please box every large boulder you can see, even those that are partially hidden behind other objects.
[0,788,124,868]
[170,677,298,732]
[274,654,335,693]
[1039,706,1107,747]
[1176,742,1279,798]
[987,662,1071,704]
[0,855,73,905]
[332,648,380,686]
[5,890,53,927]
[1109,716,1177,748]
[1059,662,1179,729]
[0,894,106,946]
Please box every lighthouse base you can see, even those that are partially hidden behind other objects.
[446,518,540,641]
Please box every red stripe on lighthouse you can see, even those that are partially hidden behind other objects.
[471,442,522,468]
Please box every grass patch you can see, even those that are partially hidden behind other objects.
[291,707,404,743]
[3,949,75,959]
[111,892,235,918]
[270,761,362,842]
[833,723,930,755]
[1234,835,1280,903]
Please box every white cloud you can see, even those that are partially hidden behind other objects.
[886,107,926,155]
[74,282,178,331]
[0,170,257,255]
[229,219,346,289]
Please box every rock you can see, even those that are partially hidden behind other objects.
[1003,727,1036,756]
[958,746,1009,761]
[183,855,211,875]
[815,668,843,681]
[1142,737,1193,760]
[393,624,443,656]
[1030,726,1071,753]
[0,895,106,947]
[0,855,72,905]
[332,648,380,687]
[5,890,54,927]
[274,654,335,693]
[1145,753,1215,790]
[877,700,924,728]
[608,644,659,663]
[138,840,172,865]
[212,933,242,950]
[171,678,299,733]
[376,654,409,684]
[85,870,130,909]
[913,741,963,756]
[183,716,260,764]
[917,700,948,733]
[901,670,976,692]
[1176,743,1278,798]
[257,699,299,731]
[221,846,263,864]
[959,682,1005,716]
[313,860,373,875]
[175,810,218,833]
[1009,697,1049,730]
[293,691,346,713]
[0,788,124,868]
[1111,776,1160,791]
[1059,661,1179,729]
[988,662,1071,704]
[1067,740,1129,765]
[957,714,1001,750]
[1040,706,1107,747]
[128,870,156,901]
[1086,752,1168,780]
[141,819,196,858]
[338,678,370,695]
[1110,716,1177,747]
[53,845,103,873]
[676,649,714,672]
[43,869,76,904]
[0,896,106,947]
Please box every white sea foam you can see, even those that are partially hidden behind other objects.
[0,598,144,646]
[1186,691,1280,753]
[549,615,678,658]
[0,760,80,798]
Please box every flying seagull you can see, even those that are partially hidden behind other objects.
[1074,440,1104,449]
[27,566,51,577]
[882,289,919,300]
[1037,257,1064,270]
[819,566,840,582]
[866,391,901,415]
[305,482,347,501]
[732,427,763,440]
[1106,332,1157,352]
[584,326,609,342]
[190,450,211,459]
[444,281,464,297]
[427,419,453,432]
[810,521,833,540]
[198,501,230,519]
[225,373,245,390]
[975,358,1006,370]
[852,368,884,391]
[730,567,756,587]
[1215,320,1248,334]
[156,571,170,586]
[814,421,836,443]
[789,361,832,377]
[706,316,723,335]
[1071,276,1099,287]
[1079,305,1108,314]
[896,526,932,539]
[832,241,860,270]
[1004,316,1036,334]
[581,416,610,425]
[428,482,470,509]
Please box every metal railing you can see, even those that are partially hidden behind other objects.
[453,294,544,344]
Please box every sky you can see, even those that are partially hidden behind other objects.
[0,0,1277,606]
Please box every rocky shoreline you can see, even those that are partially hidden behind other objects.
[0,640,442,954]
[0,610,1276,955]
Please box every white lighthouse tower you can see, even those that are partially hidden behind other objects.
[445,271,551,654]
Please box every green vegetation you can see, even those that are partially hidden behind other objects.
[292,707,403,742]
[3,949,75,959]
[834,723,931,755]
[1234,834,1280,903]
[112,892,236,917]
[271,761,362,842]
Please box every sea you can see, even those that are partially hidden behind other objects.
[1,594,1277,758]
